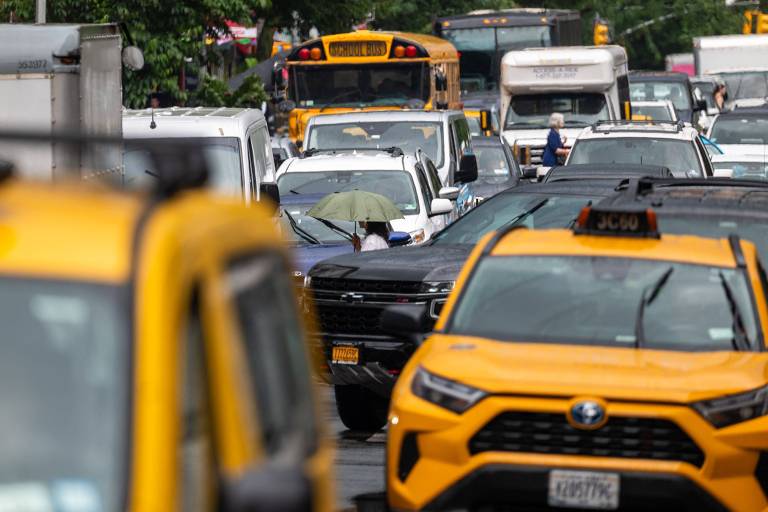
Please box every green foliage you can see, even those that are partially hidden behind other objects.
[189,74,268,107]
[0,0,260,107]
[532,0,743,69]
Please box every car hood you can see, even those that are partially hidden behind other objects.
[421,334,768,402]
[308,243,472,283]
[473,179,516,200]
[293,243,353,277]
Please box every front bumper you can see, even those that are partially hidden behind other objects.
[387,393,768,511]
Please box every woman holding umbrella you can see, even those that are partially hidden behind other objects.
[352,221,390,252]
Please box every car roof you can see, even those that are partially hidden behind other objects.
[545,164,673,183]
[0,179,279,283]
[306,110,458,125]
[577,121,696,140]
[600,178,768,218]
[279,151,410,174]
[498,178,625,197]
[490,228,739,268]
[123,107,265,139]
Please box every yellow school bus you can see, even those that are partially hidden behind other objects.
[281,30,461,143]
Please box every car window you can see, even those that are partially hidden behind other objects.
[630,81,691,111]
[476,145,512,183]
[249,128,271,182]
[416,166,434,211]
[179,290,215,512]
[425,159,443,195]
[455,117,473,155]
[227,254,317,456]
[568,138,703,177]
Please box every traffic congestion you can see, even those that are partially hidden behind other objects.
[2,3,768,511]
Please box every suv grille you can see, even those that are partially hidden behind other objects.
[317,304,386,336]
[469,411,705,468]
[312,277,422,295]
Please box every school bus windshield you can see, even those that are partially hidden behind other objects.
[292,62,430,108]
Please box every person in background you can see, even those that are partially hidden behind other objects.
[352,221,390,252]
[713,84,727,111]
[542,112,570,167]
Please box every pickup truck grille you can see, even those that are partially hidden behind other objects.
[518,143,545,166]
[311,277,422,295]
[469,411,705,468]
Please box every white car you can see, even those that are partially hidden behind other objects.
[631,100,678,122]
[276,150,454,244]
[706,110,768,160]
[302,110,477,188]
[711,153,768,180]
[565,121,714,178]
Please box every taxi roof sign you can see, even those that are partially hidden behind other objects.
[575,204,659,238]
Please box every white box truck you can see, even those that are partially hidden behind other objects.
[499,45,630,166]
[693,34,768,104]
[0,24,123,180]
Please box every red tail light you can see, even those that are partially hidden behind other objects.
[298,48,310,60]
[405,45,417,58]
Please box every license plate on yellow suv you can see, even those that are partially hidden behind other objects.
[548,470,619,510]
[332,345,359,365]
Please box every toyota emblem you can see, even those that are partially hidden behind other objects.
[570,400,606,429]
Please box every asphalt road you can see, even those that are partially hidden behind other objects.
[323,384,389,512]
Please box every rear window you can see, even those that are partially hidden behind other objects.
[710,116,768,145]
[569,137,702,177]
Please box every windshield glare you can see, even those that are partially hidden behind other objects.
[306,121,444,167]
[449,256,757,351]
[432,193,598,245]
[0,278,127,511]
[291,63,429,107]
[710,116,768,145]
[568,138,702,177]
[124,138,242,196]
[277,170,419,214]
[505,93,609,129]
[630,81,691,111]
[718,71,768,101]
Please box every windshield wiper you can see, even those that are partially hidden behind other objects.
[283,209,322,245]
[718,271,750,351]
[634,266,674,348]
[502,198,550,229]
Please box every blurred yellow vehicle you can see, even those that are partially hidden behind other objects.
[385,203,768,511]
[463,108,496,137]
[0,170,332,511]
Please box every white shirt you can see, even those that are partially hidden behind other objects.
[361,233,389,252]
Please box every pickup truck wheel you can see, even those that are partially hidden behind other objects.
[334,385,388,431]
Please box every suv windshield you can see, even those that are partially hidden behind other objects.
[0,278,128,510]
[277,170,419,214]
[280,203,354,244]
[475,145,516,183]
[124,137,243,196]
[569,138,702,177]
[291,63,429,108]
[432,193,598,245]
[630,81,691,111]
[632,104,674,121]
[719,71,768,101]
[448,255,757,351]
[306,121,444,167]
[505,93,609,129]
[710,116,768,145]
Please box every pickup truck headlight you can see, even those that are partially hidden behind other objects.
[692,385,768,428]
[420,281,455,294]
[411,367,486,414]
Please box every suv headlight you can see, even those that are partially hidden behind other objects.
[303,275,312,288]
[692,385,768,428]
[420,281,455,294]
[411,367,486,414]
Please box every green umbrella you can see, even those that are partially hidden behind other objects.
[307,190,404,223]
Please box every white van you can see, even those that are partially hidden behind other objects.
[123,107,276,203]
[500,45,630,166]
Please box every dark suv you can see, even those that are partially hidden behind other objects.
[629,71,706,125]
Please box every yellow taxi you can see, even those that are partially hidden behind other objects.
[384,204,768,511]
[0,174,332,511]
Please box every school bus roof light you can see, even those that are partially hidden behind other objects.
[394,45,405,58]
[310,47,322,60]
[405,45,417,58]
[298,48,310,60]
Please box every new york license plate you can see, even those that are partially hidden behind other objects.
[331,345,359,365]
[548,470,619,510]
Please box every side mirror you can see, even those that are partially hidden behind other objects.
[479,109,492,133]
[429,198,453,216]
[258,182,280,210]
[388,231,412,247]
[122,46,145,71]
[224,465,311,512]
[438,186,460,200]
[713,168,733,178]
[278,100,296,113]
[455,154,478,184]
[380,304,430,345]
[522,165,538,180]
